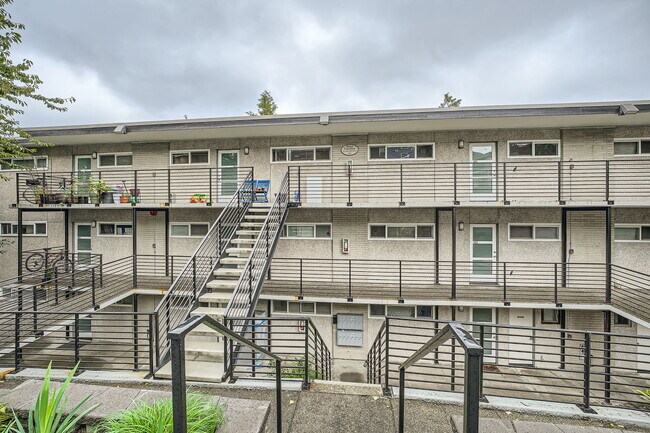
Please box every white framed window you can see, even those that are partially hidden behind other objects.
[541,309,560,324]
[281,223,331,239]
[170,149,210,165]
[508,224,560,241]
[614,224,650,242]
[368,143,434,161]
[0,156,48,171]
[507,140,560,158]
[97,152,133,168]
[170,223,210,238]
[272,300,331,315]
[270,146,331,163]
[369,305,432,318]
[368,224,434,240]
[97,223,132,237]
[0,222,47,236]
[613,138,650,156]
[614,313,631,326]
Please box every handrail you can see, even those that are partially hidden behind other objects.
[397,322,483,433]
[169,314,283,433]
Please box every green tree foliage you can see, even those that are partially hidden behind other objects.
[439,92,462,108]
[246,90,277,116]
[0,0,74,176]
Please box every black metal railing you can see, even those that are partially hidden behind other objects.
[288,159,650,206]
[20,246,102,277]
[15,167,253,207]
[224,316,332,387]
[367,317,650,412]
[153,171,254,368]
[611,265,650,324]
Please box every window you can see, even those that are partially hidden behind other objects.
[541,309,560,324]
[272,300,331,315]
[97,153,133,167]
[271,146,331,162]
[272,300,288,313]
[369,305,430,318]
[369,304,385,317]
[387,305,415,318]
[0,156,48,171]
[170,150,210,165]
[97,223,132,236]
[614,225,650,242]
[368,224,434,240]
[507,140,560,158]
[508,224,560,241]
[614,139,650,156]
[417,306,433,318]
[368,143,434,160]
[614,313,631,326]
[170,223,210,238]
[0,222,47,236]
[281,224,331,239]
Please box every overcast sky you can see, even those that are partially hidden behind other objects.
[7,0,650,127]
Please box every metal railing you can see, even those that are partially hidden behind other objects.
[367,317,650,412]
[224,316,332,387]
[15,167,253,207]
[20,246,102,277]
[398,323,483,433]
[153,171,253,367]
[611,265,650,324]
[288,159,650,206]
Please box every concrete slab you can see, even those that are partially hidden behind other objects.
[0,380,45,411]
[218,396,270,433]
[76,385,141,420]
[513,421,564,433]
[309,379,384,396]
[451,415,515,433]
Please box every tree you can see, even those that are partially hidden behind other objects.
[0,0,74,178]
[439,92,461,108]
[246,90,277,116]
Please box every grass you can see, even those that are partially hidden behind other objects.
[268,357,322,380]
[95,394,224,433]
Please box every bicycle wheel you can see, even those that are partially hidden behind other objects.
[22,187,40,204]
[51,256,74,273]
[25,252,45,272]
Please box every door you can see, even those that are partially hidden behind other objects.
[639,325,650,372]
[470,224,497,282]
[471,308,496,362]
[218,150,239,200]
[305,177,323,204]
[75,223,92,265]
[508,308,534,366]
[74,155,93,203]
[470,143,497,201]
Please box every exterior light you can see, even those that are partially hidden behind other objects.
[91,221,97,228]
[458,140,465,149]
[91,152,97,159]
[319,115,330,126]
[458,221,464,231]
[244,147,250,155]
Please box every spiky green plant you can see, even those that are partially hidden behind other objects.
[637,389,650,403]
[95,394,224,433]
[3,362,97,433]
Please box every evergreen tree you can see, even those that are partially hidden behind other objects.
[439,92,462,108]
[246,90,277,116]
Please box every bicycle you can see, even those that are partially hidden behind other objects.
[24,249,74,273]
[21,173,69,205]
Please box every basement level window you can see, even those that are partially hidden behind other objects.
[170,223,210,238]
[97,153,133,167]
[281,224,331,239]
[369,305,432,318]
[508,224,559,241]
[541,309,560,324]
[369,224,434,240]
[368,143,434,160]
[170,150,209,165]
[272,300,331,315]
[614,225,650,241]
[507,140,559,157]
[271,146,331,162]
[614,314,631,326]
[0,222,47,236]
[614,139,650,156]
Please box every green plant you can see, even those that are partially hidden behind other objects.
[3,362,97,433]
[95,393,223,433]
[90,179,111,194]
[637,389,650,403]
[268,357,321,380]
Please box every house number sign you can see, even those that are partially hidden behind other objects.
[341,145,359,156]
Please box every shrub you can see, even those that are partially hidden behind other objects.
[637,389,650,403]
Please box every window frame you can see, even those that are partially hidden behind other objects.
[272,300,332,316]
[169,149,211,166]
[270,146,332,163]
[614,224,650,242]
[96,152,133,168]
[507,223,560,241]
[368,223,435,240]
[0,156,49,171]
[169,222,211,238]
[281,223,332,239]
[367,143,435,161]
[506,140,560,158]
[613,138,650,157]
[96,222,133,237]
[540,309,560,324]
[614,313,631,326]
[0,221,47,237]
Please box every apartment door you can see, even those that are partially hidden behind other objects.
[75,223,92,265]
[470,224,497,282]
[470,143,497,201]
[508,308,534,366]
[638,324,650,372]
[74,155,93,203]
[218,150,239,200]
[471,308,496,362]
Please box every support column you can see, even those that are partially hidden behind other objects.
[561,208,568,287]
[560,309,566,370]
[17,209,23,280]
[164,209,170,277]
[603,310,612,404]
[605,207,612,303]
[64,209,70,257]
[435,208,440,285]
[451,208,457,300]
[132,208,138,288]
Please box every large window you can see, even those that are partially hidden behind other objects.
[0,156,48,171]
[97,223,132,237]
[281,223,331,239]
[271,146,331,163]
[368,224,434,240]
[507,140,560,158]
[368,143,434,160]
[170,150,210,165]
[170,223,210,238]
[508,224,560,241]
[614,139,650,156]
[614,225,650,242]
[97,153,133,168]
[369,305,433,318]
[0,222,47,236]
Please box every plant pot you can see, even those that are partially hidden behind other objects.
[112,192,122,202]
[100,192,114,204]
[89,192,100,205]
[45,193,65,204]
[120,195,130,204]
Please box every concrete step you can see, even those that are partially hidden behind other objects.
[220,256,249,265]
[230,238,256,246]
[226,247,253,255]
[206,279,238,289]
[156,359,225,383]
[247,207,270,213]
[236,229,261,236]
[198,291,232,303]
[245,214,268,220]
[240,222,264,228]
[185,340,225,361]
[191,306,226,318]
[214,268,243,278]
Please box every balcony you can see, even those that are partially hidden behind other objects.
[288,159,650,207]
[14,167,253,208]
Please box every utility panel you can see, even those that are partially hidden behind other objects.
[337,314,363,347]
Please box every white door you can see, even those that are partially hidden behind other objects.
[75,224,92,265]
[638,325,650,372]
[470,224,497,282]
[470,143,497,201]
[471,308,496,362]
[508,308,534,366]
[218,150,239,201]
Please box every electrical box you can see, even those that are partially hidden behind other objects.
[342,238,349,254]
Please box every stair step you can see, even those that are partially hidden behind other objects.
[156,360,224,383]
[220,256,249,265]
[230,238,256,245]
[199,291,232,303]
[185,341,224,361]
[236,229,261,236]
[191,306,226,318]
[245,215,268,220]
[225,247,253,255]
[240,222,264,228]
[213,268,243,278]
[247,208,270,213]
[206,279,239,289]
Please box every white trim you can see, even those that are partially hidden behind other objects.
[367,142,435,161]
[470,223,497,282]
[0,221,48,237]
[613,223,650,242]
[507,223,561,241]
[469,142,497,201]
[96,222,133,237]
[0,156,49,172]
[367,223,435,240]
[96,152,133,168]
[613,138,650,157]
[506,139,560,158]
[269,146,332,163]
[169,222,211,238]
[169,149,211,166]
[281,223,332,239]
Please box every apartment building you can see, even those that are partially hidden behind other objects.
[1,100,650,395]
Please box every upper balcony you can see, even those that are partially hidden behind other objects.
[13,167,253,208]
[287,159,650,207]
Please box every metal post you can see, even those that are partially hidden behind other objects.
[192,256,197,301]
[557,161,563,203]
[561,208,567,288]
[399,164,404,206]
[451,208,457,299]
[554,263,559,306]
[74,313,80,366]
[208,168,213,205]
[463,350,482,433]
[605,207,612,303]
[275,360,283,433]
[64,209,70,266]
[503,162,508,204]
[303,321,309,389]
[435,208,440,285]
[384,318,390,396]
[398,367,405,433]
[605,160,610,203]
[453,163,458,204]
[297,166,302,204]
[132,208,138,288]
[14,313,21,370]
[502,262,507,305]
[398,260,403,302]
[133,294,139,371]
[299,258,303,300]
[171,334,187,433]
[582,332,591,411]
[148,313,154,376]
[604,311,611,404]
[347,259,353,302]
[91,267,97,309]
[347,164,352,206]
[560,309,566,370]
[167,168,172,205]
[17,209,23,280]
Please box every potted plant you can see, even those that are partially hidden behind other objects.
[112,184,125,203]
[89,179,111,204]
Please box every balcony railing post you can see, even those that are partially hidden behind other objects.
[167,168,172,205]
[347,164,352,206]
[192,256,197,302]
[297,166,302,204]
[15,173,20,205]
[557,161,562,203]
[133,170,138,206]
[453,163,458,204]
[554,263,559,306]
[303,320,310,389]
[503,162,508,204]
[208,168,213,205]
[248,261,253,304]
[582,332,592,411]
[384,318,390,396]
[605,160,610,203]
[99,255,103,287]
[74,313,81,367]
[54,268,59,305]
[398,260,403,302]
[32,285,38,334]
[299,258,303,300]
[347,259,352,302]
[287,167,292,203]
[502,263,507,305]
[91,267,97,309]
[148,314,154,376]
[14,313,21,370]
[399,164,404,206]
